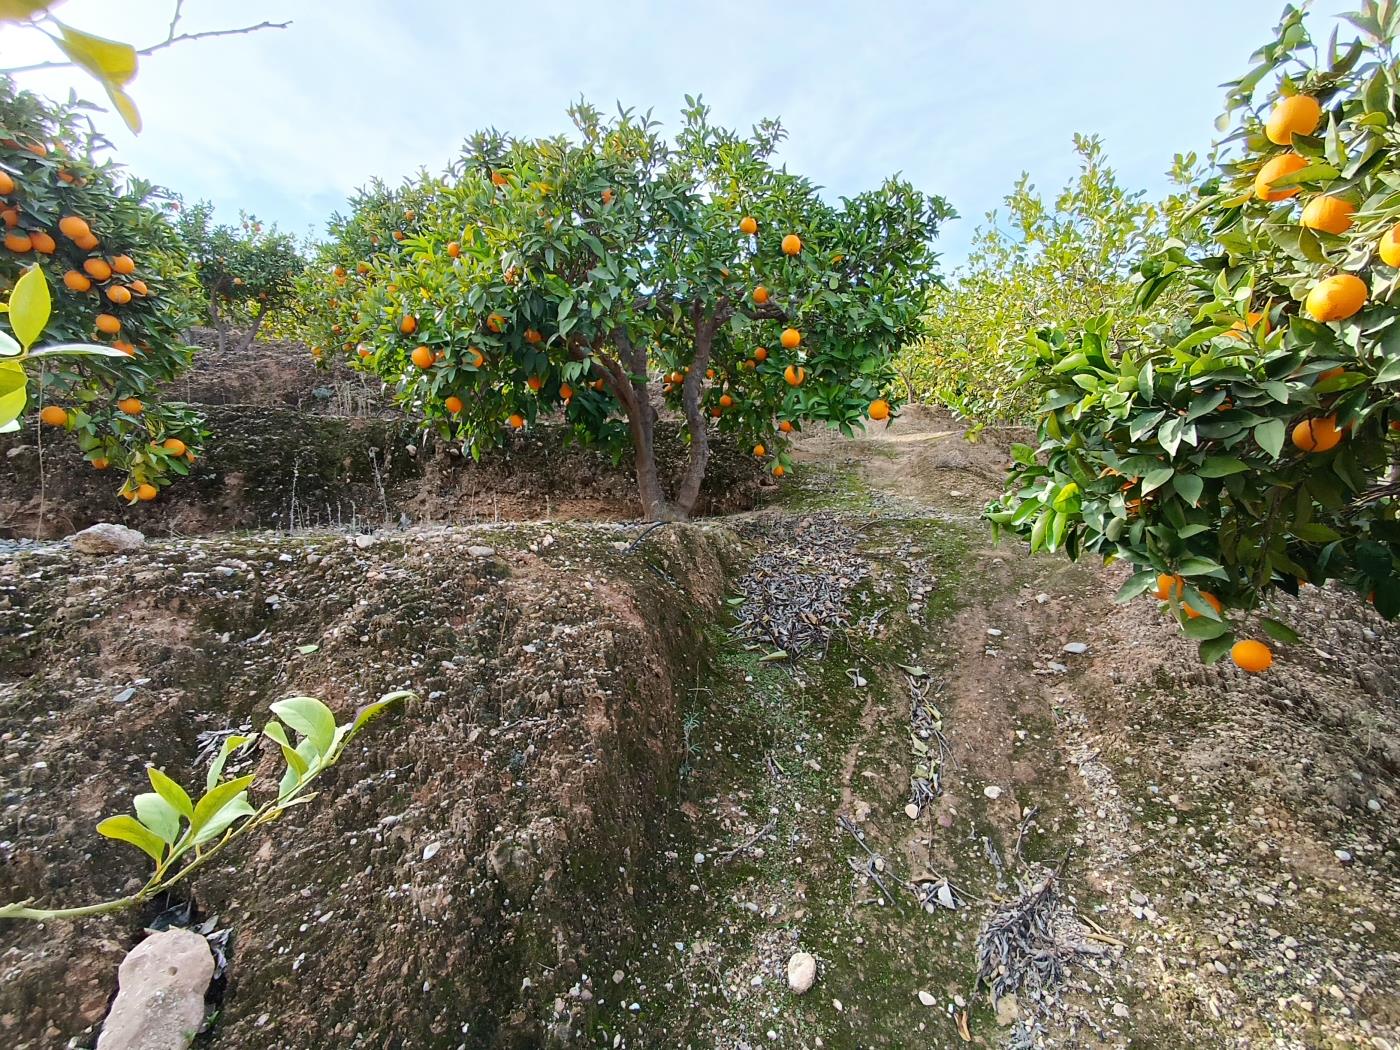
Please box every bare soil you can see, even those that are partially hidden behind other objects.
[0,367,1396,1049]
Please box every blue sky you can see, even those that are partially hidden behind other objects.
[0,0,1353,268]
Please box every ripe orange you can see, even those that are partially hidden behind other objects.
[468,347,485,367]
[3,231,32,253]
[400,315,418,335]
[404,209,416,222]
[1230,639,1273,673]
[491,171,509,187]
[1300,195,1355,235]
[869,398,890,421]
[753,285,769,304]
[1183,591,1223,619]
[1254,152,1308,201]
[106,284,132,304]
[527,375,543,392]
[445,395,464,414]
[135,483,158,502]
[754,347,768,362]
[1380,223,1400,268]
[62,270,92,292]
[58,215,90,240]
[29,231,55,254]
[602,188,614,205]
[111,254,135,275]
[781,233,801,255]
[524,328,542,344]
[778,420,794,433]
[91,457,109,470]
[410,345,435,369]
[39,405,67,426]
[783,364,806,387]
[392,230,405,242]
[0,171,12,195]
[560,383,573,402]
[1228,309,1270,339]
[83,257,112,281]
[772,464,786,477]
[1153,573,1185,601]
[117,397,143,414]
[1291,415,1343,452]
[162,438,187,456]
[1305,273,1367,321]
[719,393,734,408]
[1316,366,1345,383]
[753,443,766,457]
[739,216,758,235]
[358,346,372,359]
[128,279,148,297]
[357,261,371,275]
[507,412,525,430]
[447,241,460,258]
[74,232,98,251]
[486,312,506,333]
[112,341,135,355]
[1265,94,1321,145]
[780,327,801,349]
[1,207,17,226]
[95,313,120,334]
[709,405,722,418]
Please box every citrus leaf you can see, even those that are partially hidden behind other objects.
[133,792,182,844]
[56,22,138,85]
[1115,569,1159,603]
[1260,617,1300,644]
[189,774,256,840]
[8,265,50,350]
[97,814,166,864]
[146,766,194,820]
[270,696,336,755]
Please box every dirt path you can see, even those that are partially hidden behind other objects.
[589,407,1400,1048]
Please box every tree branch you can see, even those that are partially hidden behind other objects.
[0,3,291,76]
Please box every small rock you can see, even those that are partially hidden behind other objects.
[903,803,921,820]
[467,545,496,558]
[1113,1002,1130,1019]
[71,523,145,555]
[1035,593,1050,604]
[353,534,376,549]
[1255,891,1278,907]
[986,628,1003,637]
[612,970,625,985]
[916,990,936,1007]
[995,993,1020,1027]
[983,785,1003,800]
[1047,661,1069,673]
[1334,849,1353,864]
[1063,641,1088,655]
[97,929,213,1050]
[786,951,817,995]
[422,842,441,861]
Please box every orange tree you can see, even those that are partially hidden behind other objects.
[0,77,204,500]
[304,99,952,520]
[176,202,306,353]
[988,2,1400,671]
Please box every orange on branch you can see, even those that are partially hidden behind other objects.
[39,405,68,426]
[1265,94,1321,145]
[410,345,435,369]
[781,233,801,255]
[780,327,801,349]
[739,216,757,235]
[1231,639,1273,673]
[1300,195,1355,235]
[1291,415,1343,452]
[1254,152,1307,201]
[1305,274,1366,321]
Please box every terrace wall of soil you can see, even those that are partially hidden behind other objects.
[0,519,743,1049]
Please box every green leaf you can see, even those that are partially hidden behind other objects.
[348,690,411,738]
[1198,455,1249,477]
[1177,556,1224,577]
[1142,467,1174,494]
[7,265,50,351]
[1115,569,1159,603]
[205,733,253,792]
[0,360,26,430]
[97,814,166,864]
[1199,634,1234,665]
[192,791,255,845]
[1254,418,1286,459]
[1172,473,1205,507]
[263,720,310,778]
[296,643,320,655]
[1260,617,1301,644]
[189,774,256,840]
[1182,616,1229,640]
[270,696,337,755]
[133,792,182,844]
[147,767,194,820]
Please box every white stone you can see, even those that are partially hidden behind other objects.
[786,951,818,995]
[97,929,213,1050]
[1063,642,1089,655]
[917,990,936,1006]
[983,785,1003,800]
[71,522,145,555]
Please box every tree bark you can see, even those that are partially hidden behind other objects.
[601,334,678,521]
[675,302,723,517]
[239,298,271,352]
